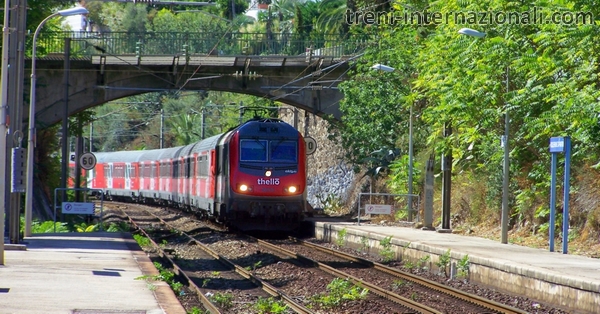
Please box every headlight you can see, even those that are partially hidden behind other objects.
[265,170,272,177]
[239,184,249,192]
[288,186,297,193]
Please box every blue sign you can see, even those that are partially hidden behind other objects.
[549,137,565,153]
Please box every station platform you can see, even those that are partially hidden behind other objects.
[312,220,600,314]
[0,232,185,314]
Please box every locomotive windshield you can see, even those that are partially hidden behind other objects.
[270,140,297,162]
[240,140,268,161]
[240,139,297,162]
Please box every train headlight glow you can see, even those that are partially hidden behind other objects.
[288,186,297,193]
[265,170,272,177]
[240,184,249,192]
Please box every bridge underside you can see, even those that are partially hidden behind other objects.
[27,55,349,128]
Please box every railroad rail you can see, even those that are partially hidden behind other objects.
[113,201,529,313]
[288,237,529,314]
[121,205,315,314]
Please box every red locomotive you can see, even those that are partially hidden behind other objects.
[74,118,310,231]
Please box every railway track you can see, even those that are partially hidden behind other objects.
[266,237,528,314]
[112,202,529,313]
[120,204,313,313]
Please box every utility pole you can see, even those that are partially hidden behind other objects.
[200,108,206,139]
[89,122,93,152]
[9,0,27,240]
[440,123,452,232]
[159,109,164,148]
[60,38,71,209]
[0,0,12,259]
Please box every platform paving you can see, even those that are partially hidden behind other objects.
[0,232,185,314]
[313,220,600,314]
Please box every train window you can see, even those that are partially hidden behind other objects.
[185,157,191,178]
[240,140,267,161]
[270,140,297,163]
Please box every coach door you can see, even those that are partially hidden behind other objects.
[125,163,132,190]
[215,144,227,204]
[107,163,113,188]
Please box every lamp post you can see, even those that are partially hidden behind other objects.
[25,7,89,237]
[459,27,510,244]
[370,64,414,221]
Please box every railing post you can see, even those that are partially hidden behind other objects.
[305,46,313,63]
[135,41,142,63]
[182,44,189,64]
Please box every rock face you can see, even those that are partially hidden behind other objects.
[279,107,364,211]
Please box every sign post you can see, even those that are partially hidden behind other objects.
[548,136,571,254]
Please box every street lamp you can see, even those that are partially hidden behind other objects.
[371,64,415,221]
[25,7,89,237]
[459,27,511,244]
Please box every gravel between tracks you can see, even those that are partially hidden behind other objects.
[106,203,569,313]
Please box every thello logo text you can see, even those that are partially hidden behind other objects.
[257,178,280,185]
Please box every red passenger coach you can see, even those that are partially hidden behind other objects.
[73,118,309,232]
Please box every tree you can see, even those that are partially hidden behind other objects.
[215,0,249,20]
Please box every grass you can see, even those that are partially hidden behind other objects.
[253,297,289,314]
[379,236,395,262]
[335,228,347,247]
[309,278,368,309]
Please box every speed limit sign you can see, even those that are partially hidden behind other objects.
[305,136,317,155]
[79,152,97,170]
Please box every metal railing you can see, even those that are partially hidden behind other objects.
[32,31,372,58]
[357,192,420,226]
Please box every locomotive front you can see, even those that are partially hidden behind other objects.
[226,119,307,231]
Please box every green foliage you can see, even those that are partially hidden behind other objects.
[335,228,347,246]
[416,255,430,270]
[133,234,152,247]
[333,0,600,238]
[75,222,98,233]
[379,236,395,262]
[186,307,209,314]
[391,279,411,291]
[358,235,369,252]
[399,241,411,261]
[251,261,263,271]
[387,155,422,196]
[210,292,234,309]
[436,249,452,277]
[215,0,249,20]
[30,220,70,233]
[316,193,345,215]
[105,222,131,232]
[170,281,184,294]
[309,278,368,309]
[457,255,470,278]
[253,297,289,314]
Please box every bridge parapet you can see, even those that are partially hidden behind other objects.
[34,31,371,58]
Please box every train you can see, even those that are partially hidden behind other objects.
[71,118,310,231]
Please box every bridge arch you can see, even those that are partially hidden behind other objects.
[28,56,349,128]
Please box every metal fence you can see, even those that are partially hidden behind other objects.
[32,31,372,58]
